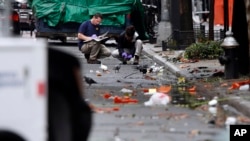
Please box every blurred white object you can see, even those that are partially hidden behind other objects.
[208,96,218,116]
[120,88,133,94]
[144,92,171,107]
[193,15,201,24]
[208,107,217,116]
[239,84,249,91]
[208,96,218,106]
[225,116,237,129]
[144,88,157,95]
[152,66,164,73]
[100,63,108,71]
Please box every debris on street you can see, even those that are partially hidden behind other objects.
[144,92,171,107]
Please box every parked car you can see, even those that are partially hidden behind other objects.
[0,0,21,36]
[10,9,21,36]
[12,0,34,36]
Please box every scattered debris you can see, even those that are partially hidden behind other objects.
[157,85,172,93]
[103,93,112,99]
[144,92,171,107]
[89,104,120,113]
[228,79,250,90]
[208,96,218,117]
[239,84,249,91]
[188,129,200,138]
[237,115,250,123]
[143,88,157,95]
[179,64,190,68]
[113,96,138,104]
[120,88,133,94]
[96,70,102,76]
[225,116,237,129]
[177,77,186,84]
[100,63,108,72]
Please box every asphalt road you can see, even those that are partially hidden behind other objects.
[47,40,230,141]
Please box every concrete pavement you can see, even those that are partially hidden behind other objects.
[142,43,250,118]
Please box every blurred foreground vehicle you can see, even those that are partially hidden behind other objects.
[0,39,92,141]
[0,38,47,141]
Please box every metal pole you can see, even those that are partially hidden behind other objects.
[161,0,169,21]
[0,0,11,37]
[224,0,229,32]
[156,0,172,46]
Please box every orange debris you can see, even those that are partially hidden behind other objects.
[188,86,196,92]
[142,88,149,93]
[113,107,120,111]
[103,93,112,99]
[157,85,172,93]
[228,80,250,90]
[113,96,138,104]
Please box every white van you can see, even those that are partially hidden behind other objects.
[0,38,47,141]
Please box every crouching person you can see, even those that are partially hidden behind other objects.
[112,25,143,65]
[78,13,111,64]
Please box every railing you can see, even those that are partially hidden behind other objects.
[162,25,225,51]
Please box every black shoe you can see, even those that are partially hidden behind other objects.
[84,54,90,60]
[87,59,101,64]
[133,61,139,65]
[122,61,127,65]
[133,55,139,65]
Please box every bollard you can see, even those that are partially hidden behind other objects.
[162,40,167,51]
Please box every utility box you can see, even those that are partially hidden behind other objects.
[0,38,47,141]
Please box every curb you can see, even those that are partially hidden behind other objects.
[142,45,182,77]
[142,43,250,117]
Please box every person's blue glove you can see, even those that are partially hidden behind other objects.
[91,34,97,39]
[122,52,128,59]
[126,54,133,60]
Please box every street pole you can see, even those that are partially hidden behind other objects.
[156,0,172,46]
[161,0,169,21]
[224,0,229,32]
[0,0,11,37]
[209,0,214,40]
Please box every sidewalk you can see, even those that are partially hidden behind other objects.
[142,43,250,117]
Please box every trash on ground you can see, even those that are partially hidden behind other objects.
[143,88,157,95]
[89,104,120,113]
[188,129,200,138]
[228,79,250,90]
[120,88,133,94]
[103,93,112,99]
[96,70,102,76]
[224,116,237,129]
[157,85,172,93]
[144,92,171,107]
[114,96,138,104]
[100,63,108,72]
[239,84,249,91]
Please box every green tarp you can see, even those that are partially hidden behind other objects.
[28,0,141,27]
